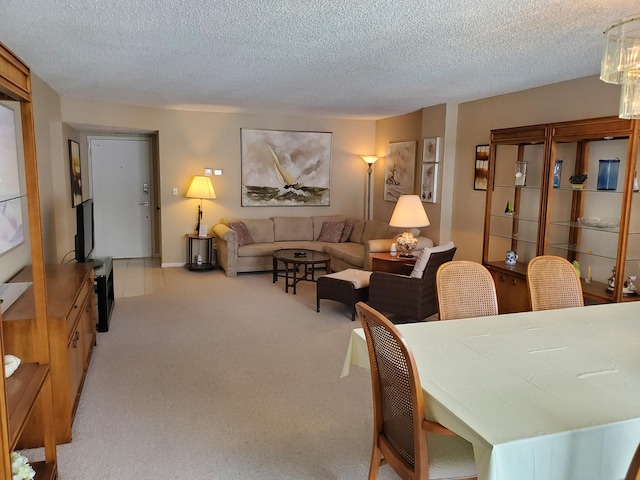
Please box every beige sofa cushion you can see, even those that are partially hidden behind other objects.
[349,219,366,244]
[273,217,313,241]
[223,218,275,243]
[361,220,390,243]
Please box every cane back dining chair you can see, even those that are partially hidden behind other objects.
[527,255,584,311]
[436,261,498,320]
[356,302,477,480]
[367,244,457,321]
[627,442,640,480]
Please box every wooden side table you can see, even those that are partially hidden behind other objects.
[186,234,215,271]
[371,252,417,275]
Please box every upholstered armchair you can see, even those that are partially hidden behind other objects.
[367,244,457,321]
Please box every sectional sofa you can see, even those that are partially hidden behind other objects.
[213,215,433,277]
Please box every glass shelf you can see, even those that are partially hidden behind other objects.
[548,221,620,234]
[490,213,539,223]
[493,183,542,190]
[489,232,537,245]
[546,243,619,260]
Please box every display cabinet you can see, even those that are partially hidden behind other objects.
[545,117,639,304]
[0,43,58,478]
[483,116,639,312]
[482,125,549,313]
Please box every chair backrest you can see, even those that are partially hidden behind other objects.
[527,255,584,311]
[436,261,498,320]
[626,443,640,480]
[356,301,428,479]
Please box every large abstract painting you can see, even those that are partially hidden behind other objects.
[241,128,332,206]
[384,141,416,201]
[0,103,24,256]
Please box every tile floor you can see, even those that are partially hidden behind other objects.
[112,257,163,298]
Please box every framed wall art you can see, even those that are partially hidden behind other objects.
[423,137,440,163]
[69,139,82,207]
[384,141,416,201]
[474,144,490,191]
[0,103,25,256]
[420,162,438,203]
[240,128,332,206]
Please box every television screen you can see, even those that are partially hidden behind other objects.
[74,198,94,263]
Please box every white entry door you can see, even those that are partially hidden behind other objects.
[90,137,152,258]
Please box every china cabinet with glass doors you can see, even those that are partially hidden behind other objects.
[483,116,639,313]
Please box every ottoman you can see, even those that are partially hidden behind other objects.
[316,269,372,321]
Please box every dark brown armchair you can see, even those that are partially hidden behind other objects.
[367,245,457,321]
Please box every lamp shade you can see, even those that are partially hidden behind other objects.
[361,155,379,165]
[186,175,216,199]
[389,195,430,228]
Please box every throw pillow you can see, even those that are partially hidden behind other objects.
[229,221,254,246]
[410,241,455,279]
[339,222,354,243]
[317,221,345,243]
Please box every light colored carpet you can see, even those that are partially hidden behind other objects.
[28,267,400,479]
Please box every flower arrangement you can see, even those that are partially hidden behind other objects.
[11,451,35,480]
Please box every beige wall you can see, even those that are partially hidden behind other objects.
[6,72,624,276]
[60,97,376,265]
[451,75,623,262]
[373,109,422,223]
[372,106,448,244]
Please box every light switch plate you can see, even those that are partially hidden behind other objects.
[172,187,178,196]
[204,168,213,176]
[214,169,223,176]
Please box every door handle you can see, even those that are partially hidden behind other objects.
[139,202,149,206]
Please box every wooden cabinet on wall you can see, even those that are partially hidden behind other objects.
[0,43,58,478]
[3,264,96,447]
[483,116,640,311]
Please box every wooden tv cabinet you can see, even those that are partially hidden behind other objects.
[3,263,96,447]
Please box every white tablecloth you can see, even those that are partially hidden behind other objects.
[342,302,640,480]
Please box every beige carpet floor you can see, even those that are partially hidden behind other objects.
[26,267,400,479]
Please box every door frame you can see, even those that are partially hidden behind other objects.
[87,134,161,259]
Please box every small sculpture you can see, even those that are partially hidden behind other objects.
[569,174,588,184]
[608,266,616,290]
[569,173,588,190]
[505,201,514,216]
[624,275,637,293]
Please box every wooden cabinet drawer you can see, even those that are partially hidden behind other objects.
[66,277,92,341]
[67,326,84,407]
[490,269,531,313]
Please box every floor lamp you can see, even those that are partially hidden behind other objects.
[361,156,379,220]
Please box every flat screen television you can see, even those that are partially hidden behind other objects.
[74,198,102,268]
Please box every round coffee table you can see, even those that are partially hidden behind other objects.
[272,249,331,294]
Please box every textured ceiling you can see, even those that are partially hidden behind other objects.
[0,0,638,119]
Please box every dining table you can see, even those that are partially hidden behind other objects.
[342,301,640,480]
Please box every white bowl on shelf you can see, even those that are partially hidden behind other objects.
[577,217,620,229]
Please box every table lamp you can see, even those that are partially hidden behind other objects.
[388,194,430,257]
[186,175,216,234]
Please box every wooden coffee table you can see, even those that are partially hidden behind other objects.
[272,249,331,294]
